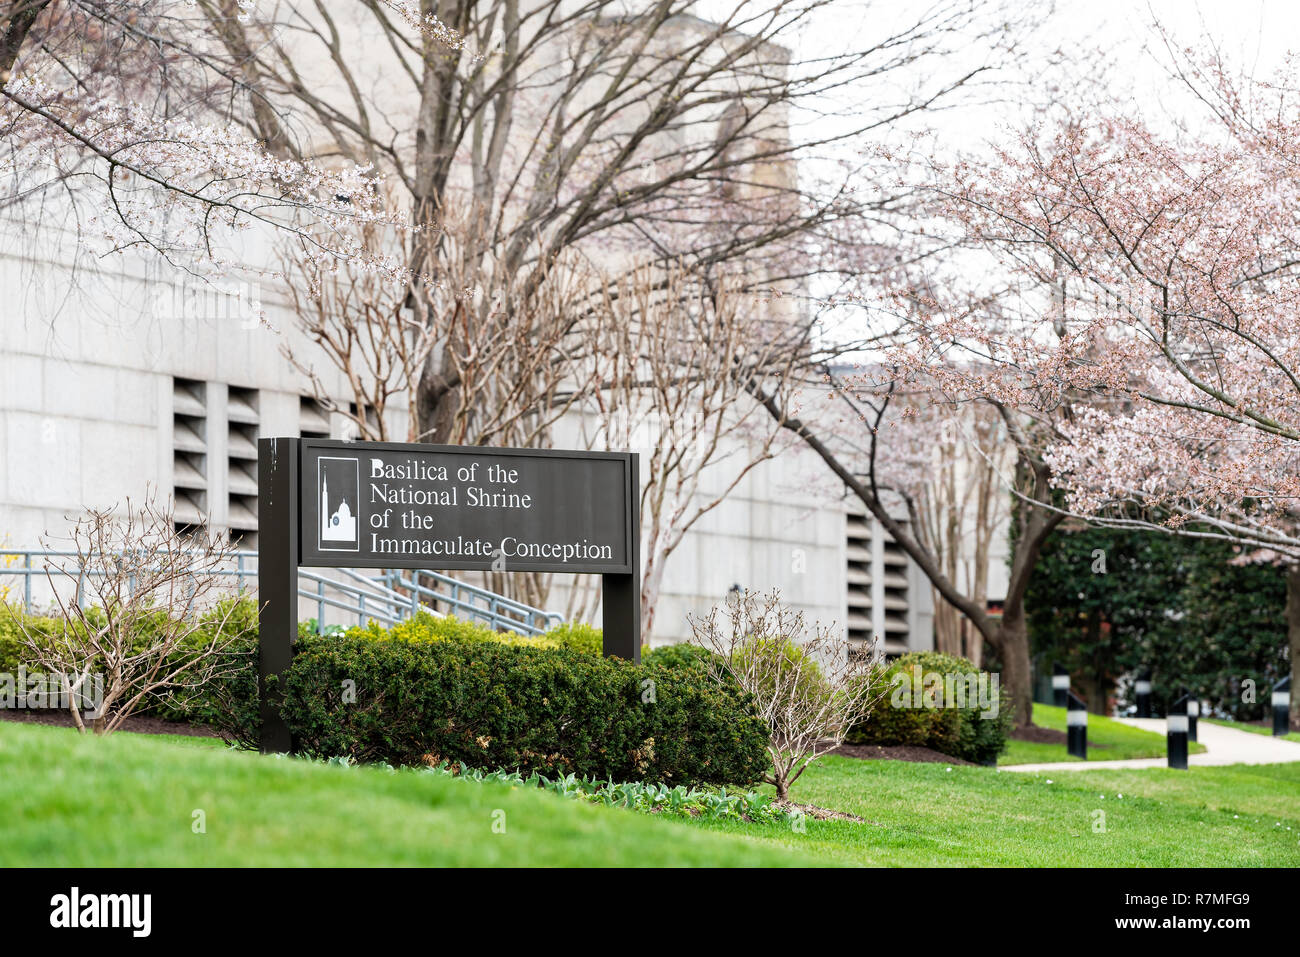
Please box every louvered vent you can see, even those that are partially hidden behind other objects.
[172,378,208,534]
[846,508,911,658]
[300,396,330,440]
[881,530,911,654]
[846,511,872,647]
[227,386,259,546]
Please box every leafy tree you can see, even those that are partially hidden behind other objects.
[1026,525,1287,719]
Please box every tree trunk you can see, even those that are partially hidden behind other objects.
[964,619,983,670]
[996,609,1034,727]
[933,593,962,656]
[1287,564,1300,731]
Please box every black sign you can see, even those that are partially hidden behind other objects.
[298,440,634,574]
[257,436,642,752]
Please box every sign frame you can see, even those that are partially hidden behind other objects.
[298,438,637,574]
[257,436,641,753]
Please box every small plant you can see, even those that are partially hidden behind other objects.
[691,589,884,802]
[422,762,794,825]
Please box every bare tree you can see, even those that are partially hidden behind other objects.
[0,2,406,266]
[911,400,1011,667]
[281,203,606,448]
[193,0,1029,439]
[14,492,248,734]
[583,264,805,637]
[690,588,881,802]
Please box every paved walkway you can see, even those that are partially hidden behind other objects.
[1000,718,1300,773]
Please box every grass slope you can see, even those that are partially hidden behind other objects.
[0,722,813,867]
[5,721,1296,867]
[999,703,1206,765]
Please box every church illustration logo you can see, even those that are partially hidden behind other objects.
[318,456,360,551]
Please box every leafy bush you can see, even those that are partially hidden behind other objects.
[277,634,770,785]
[542,621,602,655]
[170,598,262,744]
[0,604,176,675]
[846,651,1011,765]
[644,641,725,674]
[0,606,59,673]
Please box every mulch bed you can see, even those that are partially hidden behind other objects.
[1009,725,1067,745]
[0,708,219,738]
[828,742,974,766]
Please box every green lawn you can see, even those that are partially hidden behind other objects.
[0,721,814,867]
[701,755,1300,866]
[999,703,1206,765]
[4,720,1296,867]
[1206,717,1300,744]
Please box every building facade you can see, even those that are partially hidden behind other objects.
[0,4,944,652]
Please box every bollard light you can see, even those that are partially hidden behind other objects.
[1135,670,1152,719]
[1167,694,1189,770]
[1067,692,1088,761]
[1052,663,1070,708]
[1274,676,1292,737]
[1186,693,1199,742]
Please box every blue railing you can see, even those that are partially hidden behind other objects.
[0,549,563,637]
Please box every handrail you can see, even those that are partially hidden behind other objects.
[0,549,562,636]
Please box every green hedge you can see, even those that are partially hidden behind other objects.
[277,634,770,785]
[643,641,724,674]
[847,651,1012,765]
[4,602,772,786]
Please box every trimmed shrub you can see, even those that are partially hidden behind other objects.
[542,621,602,655]
[170,598,261,742]
[0,606,57,673]
[348,611,562,650]
[846,651,1011,764]
[278,634,770,785]
[644,641,724,674]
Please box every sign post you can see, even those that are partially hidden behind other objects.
[257,437,640,753]
[258,437,299,754]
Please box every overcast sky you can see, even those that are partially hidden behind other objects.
[754,0,1300,155]
[741,0,1300,355]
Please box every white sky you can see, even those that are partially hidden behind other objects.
[740,0,1300,355]
[732,1,1300,153]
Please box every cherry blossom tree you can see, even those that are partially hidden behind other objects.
[748,352,1066,726]
[0,2,421,269]
[893,43,1300,726]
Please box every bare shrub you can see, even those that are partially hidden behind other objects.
[14,493,249,733]
[690,590,883,802]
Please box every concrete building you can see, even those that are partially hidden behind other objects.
[0,4,943,653]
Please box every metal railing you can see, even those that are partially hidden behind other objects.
[0,549,563,637]
[375,568,562,635]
